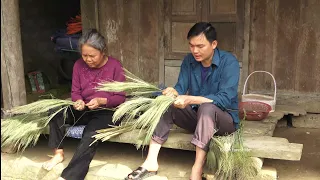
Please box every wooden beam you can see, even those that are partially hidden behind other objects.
[240,0,251,93]
[1,0,27,110]
[158,0,165,85]
[80,0,99,30]
[94,0,100,30]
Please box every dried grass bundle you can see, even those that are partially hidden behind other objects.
[94,69,257,179]
[206,122,258,180]
[1,99,74,152]
[92,95,174,148]
[96,68,161,97]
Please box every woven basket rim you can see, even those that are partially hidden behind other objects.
[239,101,272,112]
[242,93,274,100]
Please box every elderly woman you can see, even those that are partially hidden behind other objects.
[42,29,126,180]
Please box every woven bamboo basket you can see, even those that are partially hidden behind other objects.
[242,71,276,112]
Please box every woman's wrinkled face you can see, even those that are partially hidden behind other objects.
[81,44,105,68]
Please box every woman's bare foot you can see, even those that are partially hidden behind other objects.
[57,177,66,180]
[42,149,64,171]
[190,165,203,180]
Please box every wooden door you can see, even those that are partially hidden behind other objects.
[164,0,202,60]
[163,0,244,87]
[202,0,244,60]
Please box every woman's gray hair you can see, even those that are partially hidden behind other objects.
[78,29,107,54]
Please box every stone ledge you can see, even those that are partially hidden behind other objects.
[275,105,307,116]
[277,96,320,114]
[276,113,320,129]
[108,130,303,161]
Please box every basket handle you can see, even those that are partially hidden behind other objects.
[242,71,277,101]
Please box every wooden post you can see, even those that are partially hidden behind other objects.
[158,0,165,85]
[1,0,27,110]
[80,0,99,30]
[240,0,251,93]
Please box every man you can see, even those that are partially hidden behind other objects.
[126,22,240,180]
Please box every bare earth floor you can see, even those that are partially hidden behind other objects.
[264,127,320,180]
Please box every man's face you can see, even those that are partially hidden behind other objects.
[189,33,217,62]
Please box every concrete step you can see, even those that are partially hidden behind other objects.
[276,113,320,129]
[277,96,320,114]
[2,110,300,161]
[275,105,307,116]
[241,111,284,137]
[108,130,303,161]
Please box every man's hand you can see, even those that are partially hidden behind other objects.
[173,95,191,109]
[162,87,178,98]
[73,99,85,111]
[86,98,107,110]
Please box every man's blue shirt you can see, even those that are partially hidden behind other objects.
[174,48,240,125]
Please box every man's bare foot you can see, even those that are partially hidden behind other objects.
[141,160,159,172]
[190,165,203,180]
[127,161,159,179]
[42,150,64,171]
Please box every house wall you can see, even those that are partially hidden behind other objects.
[81,0,320,95]
[19,0,80,87]
[81,0,162,84]
[248,0,320,94]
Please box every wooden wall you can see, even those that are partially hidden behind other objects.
[248,0,320,94]
[81,0,320,95]
[81,0,162,84]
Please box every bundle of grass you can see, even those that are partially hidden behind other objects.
[96,68,161,97]
[92,95,175,148]
[95,69,257,178]
[1,99,74,152]
[93,68,174,147]
[206,122,258,180]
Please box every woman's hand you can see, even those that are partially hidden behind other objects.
[86,98,107,110]
[162,87,178,98]
[74,99,85,111]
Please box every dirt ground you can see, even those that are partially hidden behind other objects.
[264,127,320,180]
[95,126,320,180]
[49,127,320,179]
[1,126,319,180]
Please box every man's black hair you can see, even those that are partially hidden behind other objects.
[187,22,217,43]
